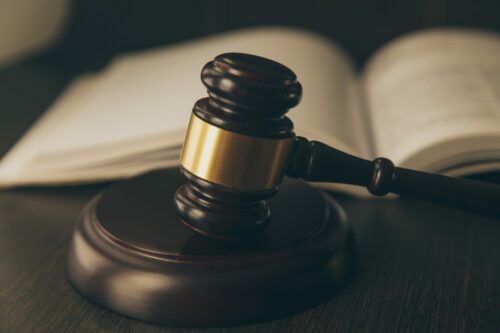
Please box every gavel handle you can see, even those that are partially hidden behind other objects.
[287,137,500,218]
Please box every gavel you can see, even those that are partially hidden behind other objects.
[174,52,500,241]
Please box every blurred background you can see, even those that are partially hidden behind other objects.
[4,0,500,76]
[1,0,500,157]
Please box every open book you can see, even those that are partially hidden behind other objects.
[1,26,500,195]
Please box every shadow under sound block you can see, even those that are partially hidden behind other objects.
[66,167,356,327]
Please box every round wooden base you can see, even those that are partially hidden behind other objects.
[66,168,356,327]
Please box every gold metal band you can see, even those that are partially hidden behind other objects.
[180,114,294,191]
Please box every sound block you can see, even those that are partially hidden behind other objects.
[66,168,356,327]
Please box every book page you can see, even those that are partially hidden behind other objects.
[0,74,100,183]
[362,29,500,170]
[38,27,368,157]
[293,52,370,157]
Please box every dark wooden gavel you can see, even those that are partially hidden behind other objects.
[174,52,500,241]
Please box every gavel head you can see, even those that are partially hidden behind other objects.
[174,53,302,241]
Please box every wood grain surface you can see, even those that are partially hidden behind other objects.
[0,167,498,332]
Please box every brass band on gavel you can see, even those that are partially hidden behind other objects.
[180,114,294,191]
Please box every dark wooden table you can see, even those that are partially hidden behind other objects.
[0,63,498,333]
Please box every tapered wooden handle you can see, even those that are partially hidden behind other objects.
[287,137,500,218]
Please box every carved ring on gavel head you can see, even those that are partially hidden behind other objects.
[175,52,500,241]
